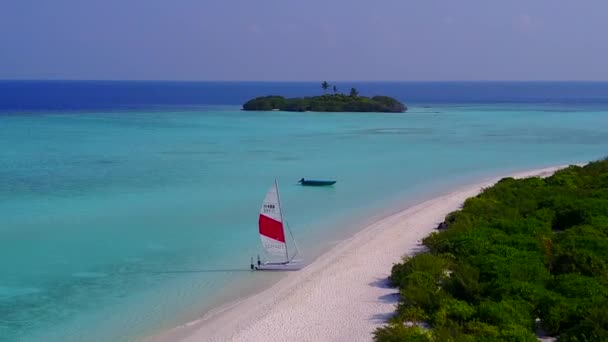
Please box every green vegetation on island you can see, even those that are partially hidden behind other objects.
[242,81,407,113]
[375,159,608,342]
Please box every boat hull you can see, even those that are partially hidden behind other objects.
[298,179,336,186]
[254,260,303,271]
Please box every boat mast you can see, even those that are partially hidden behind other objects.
[275,179,289,263]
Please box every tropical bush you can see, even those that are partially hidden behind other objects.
[375,160,608,341]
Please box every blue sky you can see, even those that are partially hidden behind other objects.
[1,0,606,81]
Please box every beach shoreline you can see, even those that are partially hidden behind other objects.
[152,165,569,342]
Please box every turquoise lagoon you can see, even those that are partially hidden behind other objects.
[1,104,608,341]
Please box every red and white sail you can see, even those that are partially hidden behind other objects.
[259,181,288,261]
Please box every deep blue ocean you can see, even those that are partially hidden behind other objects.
[1,81,607,341]
[2,81,608,112]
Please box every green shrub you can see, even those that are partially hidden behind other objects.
[444,262,482,303]
[390,253,451,287]
[375,160,608,342]
[476,300,534,330]
[432,298,475,326]
[398,271,447,312]
[395,305,428,325]
[373,324,432,342]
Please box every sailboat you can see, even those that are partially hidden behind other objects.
[251,180,302,271]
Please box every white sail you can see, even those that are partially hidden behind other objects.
[259,181,288,261]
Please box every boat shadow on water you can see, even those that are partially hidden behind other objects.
[131,267,303,275]
[120,268,255,275]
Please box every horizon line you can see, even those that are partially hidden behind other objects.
[1,79,608,83]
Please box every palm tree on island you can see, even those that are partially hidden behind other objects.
[332,85,338,94]
[350,87,359,98]
[321,81,330,93]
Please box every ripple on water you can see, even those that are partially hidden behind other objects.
[274,156,298,161]
[0,286,43,299]
[146,243,167,251]
[124,257,144,263]
[71,272,108,279]
[354,127,434,135]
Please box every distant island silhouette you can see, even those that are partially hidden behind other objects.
[242,82,407,113]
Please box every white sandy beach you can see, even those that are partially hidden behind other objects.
[157,166,566,342]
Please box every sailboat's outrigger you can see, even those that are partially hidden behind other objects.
[251,254,302,271]
[251,179,303,271]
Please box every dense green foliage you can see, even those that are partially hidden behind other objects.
[242,94,407,113]
[375,160,608,341]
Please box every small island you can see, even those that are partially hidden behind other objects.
[243,82,407,113]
